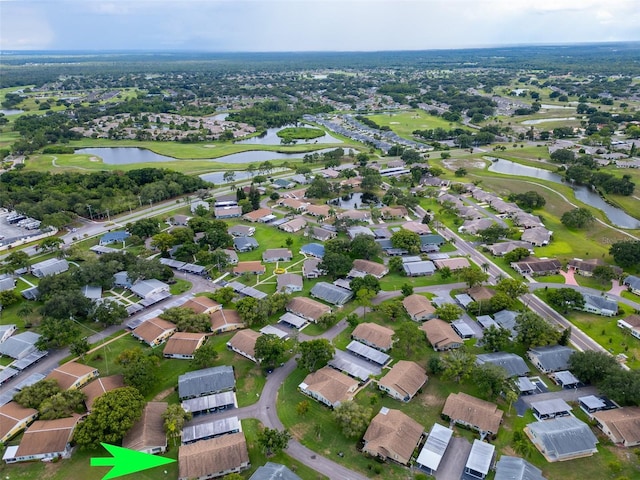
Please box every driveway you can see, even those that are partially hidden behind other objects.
[436,436,472,480]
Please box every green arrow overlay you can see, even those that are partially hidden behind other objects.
[91,443,176,480]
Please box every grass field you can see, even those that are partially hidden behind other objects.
[367,109,470,140]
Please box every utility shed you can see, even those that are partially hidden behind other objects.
[525,417,598,462]
[415,423,453,475]
[495,456,547,480]
[464,440,495,479]
[476,352,529,378]
[346,340,390,366]
[181,416,241,444]
[178,366,235,400]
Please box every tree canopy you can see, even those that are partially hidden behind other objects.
[298,339,335,372]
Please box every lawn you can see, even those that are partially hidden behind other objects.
[169,278,192,295]
[366,110,471,141]
[574,275,612,292]
[378,271,459,291]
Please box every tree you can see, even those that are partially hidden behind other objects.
[296,400,310,416]
[391,229,421,254]
[257,428,291,456]
[435,303,463,322]
[74,387,145,449]
[478,224,509,244]
[298,339,335,372]
[4,250,29,273]
[39,236,64,252]
[401,283,414,297]
[267,293,292,316]
[550,148,575,163]
[355,288,376,321]
[160,307,210,332]
[504,247,532,264]
[482,325,512,352]
[458,267,488,288]
[333,401,371,438]
[515,311,560,348]
[92,301,128,327]
[126,218,160,238]
[454,167,467,177]
[13,379,61,409]
[255,334,287,368]
[223,171,236,183]
[191,340,219,369]
[305,177,332,198]
[600,369,640,406]
[350,235,382,260]
[592,265,617,284]
[39,390,86,420]
[474,364,508,400]
[495,278,529,299]
[388,256,404,273]
[546,288,586,313]
[441,350,476,382]
[439,266,452,280]
[568,351,620,385]
[509,191,546,210]
[374,300,405,322]
[41,290,94,320]
[610,240,640,268]
[150,232,175,254]
[70,337,90,359]
[36,317,82,349]
[235,297,269,327]
[561,208,595,229]
[118,348,160,396]
[211,286,235,305]
[163,404,192,447]
[319,252,353,279]
[393,321,421,358]
[350,275,381,295]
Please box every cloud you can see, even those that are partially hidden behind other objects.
[0,5,54,49]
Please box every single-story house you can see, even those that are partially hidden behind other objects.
[0,274,16,292]
[433,257,471,271]
[521,227,553,247]
[403,294,436,321]
[531,398,573,421]
[0,331,40,360]
[306,204,332,219]
[349,259,388,279]
[99,230,130,246]
[286,297,331,323]
[190,200,210,213]
[277,198,308,212]
[592,407,640,447]
[279,217,307,233]
[381,206,408,219]
[511,257,562,276]
[122,402,168,454]
[214,206,242,219]
[178,432,250,480]
[421,320,463,351]
[243,208,272,223]
[210,309,245,333]
[81,285,102,303]
[338,209,370,221]
[113,271,132,288]
[582,293,618,317]
[2,415,82,464]
[459,218,496,235]
[46,362,99,390]
[309,226,336,242]
[298,367,359,408]
[494,456,547,480]
[234,236,259,252]
[233,261,266,275]
[300,243,325,258]
[0,402,38,444]
[276,273,303,293]
[486,241,534,257]
[527,345,575,373]
[468,285,497,303]
[132,317,177,346]
[30,258,69,278]
[623,275,640,295]
[163,332,207,359]
[442,392,503,438]
[81,375,125,411]
[362,407,424,465]
[262,248,293,263]
[401,221,430,235]
[525,417,598,462]
[224,249,239,265]
[273,178,295,189]
[568,258,622,277]
[415,423,453,475]
[403,261,436,277]
[181,296,221,315]
[378,360,427,403]
[618,314,640,340]
[170,214,191,226]
[249,463,301,480]
[302,258,324,279]
[476,352,529,378]
[228,225,255,237]
[130,279,170,300]
[310,282,353,306]
[346,226,375,240]
[511,212,544,229]
[227,330,262,363]
[352,322,394,352]
[178,365,235,400]
[464,440,495,480]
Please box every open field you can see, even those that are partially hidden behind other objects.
[367,109,470,139]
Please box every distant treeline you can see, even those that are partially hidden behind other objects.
[227,100,332,129]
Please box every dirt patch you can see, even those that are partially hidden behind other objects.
[442,158,486,171]
[89,156,101,162]
[289,422,310,441]
[152,387,174,401]
[502,446,517,456]
[419,393,445,408]
[203,144,217,148]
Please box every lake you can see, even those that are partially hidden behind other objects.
[521,117,576,125]
[74,147,338,165]
[487,158,640,229]
[329,192,380,210]
[235,124,343,145]
[199,167,288,184]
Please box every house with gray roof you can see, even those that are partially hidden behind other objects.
[486,241,534,257]
[0,275,16,292]
[30,258,69,278]
[582,294,618,317]
[310,226,336,242]
[130,279,169,299]
[300,243,324,258]
[493,310,519,337]
[178,366,235,400]
[527,345,575,373]
[249,462,301,480]
[525,417,598,462]
[476,352,529,378]
[99,231,130,246]
[403,261,436,277]
[181,416,241,444]
[347,226,375,240]
[113,271,132,288]
[228,225,255,237]
[495,456,547,480]
[310,282,353,306]
[623,275,640,295]
[0,332,41,360]
[521,227,553,247]
[234,236,259,252]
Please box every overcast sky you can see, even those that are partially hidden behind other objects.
[1,0,639,51]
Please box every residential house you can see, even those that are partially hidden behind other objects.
[113,271,132,288]
[302,258,324,279]
[459,218,495,235]
[243,208,272,223]
[279,217,307,233]
[511,212,544,229]
[178,432,250,480]
[347,226,375,239]
[224,249,239,265]
[210,309,245,333]
[458,205,484,220]
[2,415,82,464]
[352,323,394,351]
[163,333,207,359]
[531,399,573,421]
[402,294,436,321]
[249,463,301,480]
[442,392,503,437]
[349,259,388,279]
[310,282,353,306]
[227,330,261,363]
[421,320,463,351]
[592,407,640,447]
[464,440,495,480]
[122,402,168,454]
[228,225,255,237]
[190,200,210,213]
[214,206,242,219]
[306,204,332,219]
[468,286,497,304]
[130,279,170,299]
[433,257,471,271]
[181,296,221,315]
[476,352,529,378]
[273,178,295,189]
[233,261,266,275]
[81,285,102,303]
[0,331,40,360]
[618,314,640,340]
[403,261,436,277]
[0,402,38,444]
[362,407,424,465]
[46,362,99,390]
[300,243,325,258]
[262,248,293,263]
[401,221,430,235]
[568,258,622,277]
[525,417,598,462]
[170,214,191,226]
[521,227,553,247]
[178,365,235,400]
[338,209,370,221]
[487,241,534,257]
[277,198,308,212]
[623,275,640,295]
[511,257,561,276]
[340,177,362,188]
[233,236,259,252]
[30,258,69,278]
[276,273,303,293]
[290,174,309,185]
[298,367,359,408]
[415,423,453,475]
[582,293,618,317]
[319,168,340,178]
[381,206,408,219]
[286,297,331,323]
[378,361,427,402]
[528,345,575,373]
[494,456,547,480]
[99,231,130,246]
[132,318,176,346]
[81,375,125,411]
[0,274,16,292]
[309,226,336,242]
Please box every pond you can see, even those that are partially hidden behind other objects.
[540,104,576,110]
[328,192,381,210]
[0,109,24,115]
[74,147,338,165]
[208,113,229,121]
[487,158,640,229]
[199,167,288,184]
[521,117,576,125]
[235,124,342,145]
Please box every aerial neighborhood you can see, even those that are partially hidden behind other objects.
[0,43,639,480]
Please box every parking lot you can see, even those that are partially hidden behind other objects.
[0,210,44,248]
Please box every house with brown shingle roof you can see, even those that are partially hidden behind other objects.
[511,257,561,276]
[262,248,293,263]
[45,361,99,390]
[378,361,428,403]
[210,309,245,333]
[421,320,463,351]
[277,198,308,212]
[362,407,424,465]
[299,367,359,408]
[593,407,640,447]
[163,332,208,359]
[350,259,389,279]
[468,286,497,303]
[401,221,430,235]
[442,392,503,437]
[381,206,408,219]
[278,217,307,233]
[181,296,222,315]
[178,432,250,480]
[0,402,38,443]
[132,317,177,346]
[233,261,266,275]
[433,257,471,271]
[403,294,436,321]
[2,414,82,463]
[227,329,262,363]
[306,204,332,218]
[309,226,336,242]
[568,258,623,278]
[122,402,168,454]
[286,297,331,323]
[81,375,125,411]
[352,323,394,352]
[243,208,272,222]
